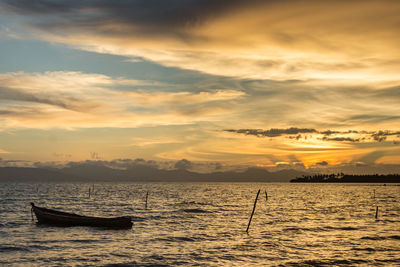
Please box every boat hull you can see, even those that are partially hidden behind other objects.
[31,203,132,229]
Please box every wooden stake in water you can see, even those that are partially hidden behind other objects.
[265,190,268,201]
[375,206,379,219]
[88,187,91,198]
[246,189,261,233]
[145,191,149,209]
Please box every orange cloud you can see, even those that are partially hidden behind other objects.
[0,71,245,130]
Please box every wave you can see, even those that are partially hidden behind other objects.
[361,235,400,241]
[182,208,211,213]
[68,239,101,244]
[286,258,370,266]
[176,201,213,206]
[0,245,31,252]
[323,226,360,231]
[153,236,205,243]
[282,225,361,233]
[352,247,376,251]
[131,216,146,222]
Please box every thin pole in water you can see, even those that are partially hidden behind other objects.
[88,187,91,198]
[246,189,261,233]
[145,191,149,209]
[375,206,379,220]
[265,190,268,201]
[373,189,376,199]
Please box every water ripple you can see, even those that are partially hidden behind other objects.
[0,182,399,266]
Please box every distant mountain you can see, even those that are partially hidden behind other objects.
[0,165,308,182]
[0,167,80,182]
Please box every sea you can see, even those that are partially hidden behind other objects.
[0,182,399,266]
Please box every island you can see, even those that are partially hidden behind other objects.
[290,173,400,183]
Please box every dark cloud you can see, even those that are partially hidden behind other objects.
[0,86,96,111]
[108,158,159,169]
[320,130,341,136]
[214,162,222,170]
[316,161,328,166]
[225,127,400,145]
[319,130,360,136]
[293,162,305,168]
[0,158,30,167]
[0,107,44,117]
[371,130,400,142]
[288,134,303,140]
[224,127,317,137]
[33,158,232,173]
[174,158,192,170]
[276,162,291,168]
[1,0,260,38]
[321,136,360,142]
[373,135,387,142]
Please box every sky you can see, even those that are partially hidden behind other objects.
[0,0,400,173]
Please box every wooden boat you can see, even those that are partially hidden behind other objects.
[30,203,132,228]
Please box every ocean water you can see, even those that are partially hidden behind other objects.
[0,182,399,266]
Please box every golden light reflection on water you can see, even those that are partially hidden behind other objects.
[1,183,399,266]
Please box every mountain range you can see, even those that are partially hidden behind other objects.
[0,164,308,182]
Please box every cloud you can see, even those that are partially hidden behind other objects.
[357,151,388,165]
[62,158,162,170]
[2,0,400,83]
[0,86,95,112]
[321,137,360,142]
[0,25,20,39]
[224,127,317,137]
[320,130,346,136]
[225,127,400,145]
[0,157,30,167]
[130,137,184,147]
[127,90,245,107]
[0,71,244,129]
[316,161,328,166]
[2,2,400,136]
[174,158,192,170]
[1,1,400,169]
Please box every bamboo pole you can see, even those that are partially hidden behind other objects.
[246,189,261,233]
[265,190,268,201]
[88,187,91,198]
[145,191,149,209]
[375,206,379,219]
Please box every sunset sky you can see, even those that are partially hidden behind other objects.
[1,0,400,173]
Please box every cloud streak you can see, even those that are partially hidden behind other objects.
[0,71,245,130]
[225,128,317,137]
[225,127,400,145]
